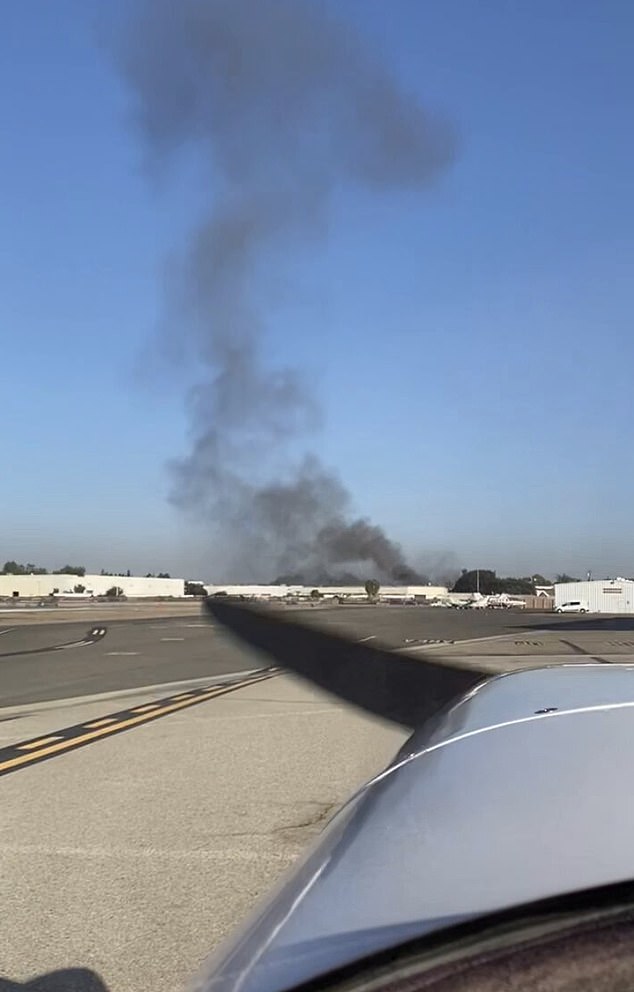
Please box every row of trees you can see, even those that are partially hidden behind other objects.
[360,573,579,602]
[2,562,171,578]
[2,561,86,576]
[99,570,171,578]
[452,570,581,595]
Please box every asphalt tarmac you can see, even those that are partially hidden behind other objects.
[0,614,263,707]
[3,604,634,707]
[289,602,584,646]
[0,673,406,992]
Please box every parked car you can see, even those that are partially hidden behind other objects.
[556,601,588,613]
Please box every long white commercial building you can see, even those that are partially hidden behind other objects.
[0,574,185,599]
[205,584,448,601]
[0,574,449,603]
[555,579,634,614]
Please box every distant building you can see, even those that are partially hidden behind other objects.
[204,583,448,602]
[554,579,634,614]
[0,573,185,599]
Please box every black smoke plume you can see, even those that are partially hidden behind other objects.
[116,0,456,583]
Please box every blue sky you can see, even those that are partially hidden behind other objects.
[2,0,633,580]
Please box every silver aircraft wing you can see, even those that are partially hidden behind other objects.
[194,600,634,992]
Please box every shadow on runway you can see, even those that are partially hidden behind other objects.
[0,627,107,660]
[0,970,109,991]
[516,615,634,634]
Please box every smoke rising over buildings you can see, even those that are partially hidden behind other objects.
[117,0,456,582]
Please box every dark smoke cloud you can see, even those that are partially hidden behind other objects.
[116,0,456,583]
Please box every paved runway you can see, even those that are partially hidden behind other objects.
[290,602,555,645]
[4,604,634,707]
[291,603,634,647]
[0,614,265,707]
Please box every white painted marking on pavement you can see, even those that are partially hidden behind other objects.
[357,635,376,643]
[161,637,185,641]
[398,631,523,652]
[0,628,14,636]
[106,651,139,656]
[402,642,446,652]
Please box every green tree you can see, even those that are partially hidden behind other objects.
[555,573,581,584]
[157,572,171,579]
[532,574,552,587]
[453,570,499,594]
[2,561,25,575]
[2,561,49,575]
[454,571,544,595]
[54,565,86,576]
[105,585,124,598]
[365,578,380,601]
[499,576,535,595]
[73,584,86,594]
[310,588,322,600]
[185,581,206,597]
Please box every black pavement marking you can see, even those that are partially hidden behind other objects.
[559,638,611,665]
[0,669,277,777]
[0,626,107,660]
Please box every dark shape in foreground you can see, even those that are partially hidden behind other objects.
[0,969,108,991]
[205,598,486,729]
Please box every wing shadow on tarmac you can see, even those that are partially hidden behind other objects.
[515,615,634,633]
[0,971,109,991]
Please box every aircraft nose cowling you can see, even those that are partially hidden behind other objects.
[193,666,634,992]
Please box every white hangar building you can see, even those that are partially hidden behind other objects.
[554,579,634,614]
[0,573,185,599]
